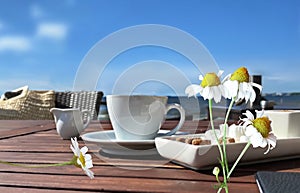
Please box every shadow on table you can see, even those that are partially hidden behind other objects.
[191,158,300,177]
[98,149,166,160]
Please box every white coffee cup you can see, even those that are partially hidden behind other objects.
[106,95,185,140]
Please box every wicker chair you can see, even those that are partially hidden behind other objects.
[0,87,56,120]
[55,91,103,120]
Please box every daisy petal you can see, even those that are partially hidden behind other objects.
[80,146,88,154]
[219,85,226,99]
[251,82,263,92]
[245,125,257,136]
[84,154,92,161]
[70,138,80,156]
[70,144,76,155]
[239,135,249,142]
[260,138,268,148]
[221,73,231,83]
[185,84,202,97]
[201,87,210,100]
[213,86,221,103]
[249,87,256,103]
[83,168,94,179]
[85,160,93,169]
[249,132,264,148]
[267,133,277,148]
[243,110,254,121]
[230,81,239,97]
[217,70,224,77]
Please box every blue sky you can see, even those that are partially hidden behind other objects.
[0,0,299,96]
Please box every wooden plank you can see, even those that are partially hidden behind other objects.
[0,164,214,181]
[0,120,52,129]
[0,163,258,184]
[0,186,100,193]
[0,172,259,193]
[3,151,297,183]
[4,150,296,185]
[0,122,56,140]
[0,120,296,193]
[0,151,179,169]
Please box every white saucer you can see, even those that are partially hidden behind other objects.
[81,130,187,156]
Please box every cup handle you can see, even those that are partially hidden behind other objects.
[162,103,185,136]
[81,110,92,129]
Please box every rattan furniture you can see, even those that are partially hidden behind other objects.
[0,89,103,120]
[55,91,103,120]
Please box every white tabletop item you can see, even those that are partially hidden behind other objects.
[106,95,185,140]
[50,108,91,139]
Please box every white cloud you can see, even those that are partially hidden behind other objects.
[0,36,31,52]
[265,74,300,82]
[0,78,72,94]
[265,76,285,81]
[36,23,68,40]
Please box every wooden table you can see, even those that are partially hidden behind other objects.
[0,120,299,193]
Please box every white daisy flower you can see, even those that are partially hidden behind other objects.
[222,67,262,102]
[185,70,226,103]
[70,137,94,179]
[240,110,277,154]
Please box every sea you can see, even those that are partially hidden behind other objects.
[98,94,300,121]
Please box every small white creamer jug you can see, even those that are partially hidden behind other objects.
[50,108,91,139]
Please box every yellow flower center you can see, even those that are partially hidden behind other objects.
[79,152,86,167]
[252,117,272,138]
[230,67,250,83]
[200,73,221,87]
[71,153,86,168]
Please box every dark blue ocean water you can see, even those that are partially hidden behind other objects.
[98,95,300,120]
[98,96,209,120]
[264,95,300,109]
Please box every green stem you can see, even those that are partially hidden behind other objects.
[227,141,251,179]
[208,99,223,157]
[224,98,235,129]
[222,98,235,176]
[215,175,220,184]
[217,187,222,193]
[218,186,229,193]
[0,160,73,168]
[208,99,228,192]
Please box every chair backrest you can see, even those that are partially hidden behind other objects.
[0,88,55,120]
[55,91,103,120]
